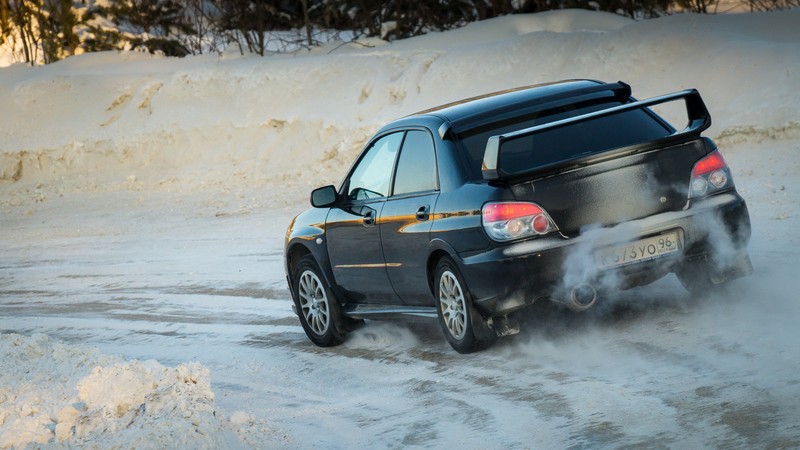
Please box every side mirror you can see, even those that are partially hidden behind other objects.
[310,185,337,208]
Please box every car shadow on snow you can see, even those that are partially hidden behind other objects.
[240,274,747,361]
[514,275,706,337]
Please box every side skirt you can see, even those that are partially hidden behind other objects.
[342,304,438,320]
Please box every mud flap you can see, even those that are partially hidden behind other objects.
[468,308,499,341]
[486,314,520,338]
[710,252,754,285]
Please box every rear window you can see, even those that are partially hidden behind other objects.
[457,100,673,179]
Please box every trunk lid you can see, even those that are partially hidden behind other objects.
[509,139,708,236]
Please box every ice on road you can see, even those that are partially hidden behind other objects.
[2,8,800,448]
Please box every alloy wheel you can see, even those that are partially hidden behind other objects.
[439,270,467,340]
[298,270,330,335]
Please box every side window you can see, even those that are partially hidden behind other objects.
[392,130,437,196]
[346,132,403,201]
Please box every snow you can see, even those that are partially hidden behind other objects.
[1,8,800,448]
[0,334,229,448]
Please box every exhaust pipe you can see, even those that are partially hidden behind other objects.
[556,284,598,312]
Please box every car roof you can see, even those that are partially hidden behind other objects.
[373,79,632,139]
[410,79,631,133]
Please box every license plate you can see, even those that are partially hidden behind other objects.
[595,232,681,269]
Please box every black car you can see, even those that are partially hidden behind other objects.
[284,80,752,353]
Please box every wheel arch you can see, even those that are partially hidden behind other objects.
[428,245,497,352]
[426,238,461,298]
[286,240,336,301]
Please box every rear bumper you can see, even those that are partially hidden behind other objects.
[457,191,751,316]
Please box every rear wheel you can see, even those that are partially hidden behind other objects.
[434,257,494,354]
[293,255,348,347]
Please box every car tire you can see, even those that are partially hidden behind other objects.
[293,255,348,347]
[434,257,494,354]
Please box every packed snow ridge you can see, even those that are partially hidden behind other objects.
[0,8,799,449]
[0,9,798,197]
[0,334,226,448]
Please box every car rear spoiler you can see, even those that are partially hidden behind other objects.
[481,88,712,181]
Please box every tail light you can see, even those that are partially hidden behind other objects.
[482,202,558,242]
[689,149,733,198]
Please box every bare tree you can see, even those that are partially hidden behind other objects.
[1,0,10,47]
[674,0,717,13]
[107,0,193,55]
[214,0,304,55]
[7,0,782,66]
[6,0,42,64]
[745,0,798,10]
[300,0,311,46]
[176,0,220,54]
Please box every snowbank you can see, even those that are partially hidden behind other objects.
[0,9,798,197]
[0,333,228,449]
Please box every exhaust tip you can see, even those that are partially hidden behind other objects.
[567,284,598,312]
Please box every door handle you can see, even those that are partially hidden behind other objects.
[363,209,376,226]
[416,205,430,221]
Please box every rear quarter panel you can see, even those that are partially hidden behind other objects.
[430,183,509,255]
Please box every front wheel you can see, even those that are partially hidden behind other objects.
[434,257,494,354]
[293,255,348,347]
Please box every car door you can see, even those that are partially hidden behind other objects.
[326,132,403,304]
[380,129,440,306]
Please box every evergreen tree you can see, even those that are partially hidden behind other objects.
[2,0,790,65]
[39,0,79,62]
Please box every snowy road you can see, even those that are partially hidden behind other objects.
[2,7,799,447]
[2,135,799,448]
